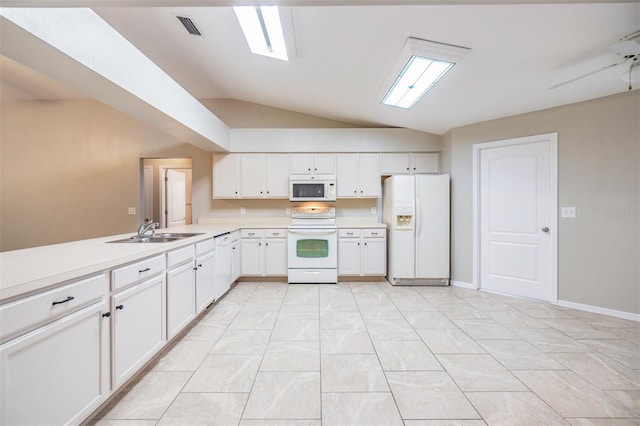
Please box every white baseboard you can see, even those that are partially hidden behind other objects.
[451,280,476,290]
[557,299,640,323]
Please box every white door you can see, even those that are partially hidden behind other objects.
[143,165,153,221]
[476,133,557,301]
[415,175,450,279]
[166,169,186,228]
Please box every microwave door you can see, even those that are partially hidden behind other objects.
[292,183,325,199]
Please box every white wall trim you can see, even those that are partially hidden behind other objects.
[557,299,640,323]
[472,132,558,302]
[451,280,475,289]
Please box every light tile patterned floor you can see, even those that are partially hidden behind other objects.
[92,282,640,426]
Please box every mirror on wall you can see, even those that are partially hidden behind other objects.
[140,158,193,228]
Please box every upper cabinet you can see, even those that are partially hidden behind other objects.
[290,153,336,176]
[336,153,381,198]
[214,154,289,199]
[241,154,289,198]
[380,152,439,175]
[213,154,241,198]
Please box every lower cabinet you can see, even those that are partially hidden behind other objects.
[166,262,196,339]
[112,275,166,388]
[0,300,110,426]
[338,228,386,276]
[195,250,216,312]
[231,232,241,282]
[241,229,287,276]
[214,234,232,300]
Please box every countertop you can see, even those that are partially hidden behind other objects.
[1,218,385,302]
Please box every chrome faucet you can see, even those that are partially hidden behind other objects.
[137,220,159,237]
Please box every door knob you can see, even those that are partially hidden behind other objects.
[542,227,550,233]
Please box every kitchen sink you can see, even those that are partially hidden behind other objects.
[107,232,204,243]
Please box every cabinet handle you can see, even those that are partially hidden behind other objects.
[308,168,311,171]
[52,296,74,306]
[346,232,353,235]
[138,267,151,273]
[371,232,378,235]
[259,242,262,246]
[115,304,124,310]
[354,190,357,194]
[357,242,360,246]
[232,247,236,250]
[198,263,203,268]
[102,312,111,318]
[364,242,368,246]
[193,266,199,271]
[314,168,318,171]
[407,167,410,171]
[273,232,279,236]
[265,242,269,246]
[260,191,263,194]
[413,167,416,170]
[360,190,363,193]
[267,191,270,194]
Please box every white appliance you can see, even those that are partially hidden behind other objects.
[287,205,338,283]
[383,174,450,285]
[289,176,337,202]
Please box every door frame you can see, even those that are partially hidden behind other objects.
[472,132,558,303]
[159,166,190,228]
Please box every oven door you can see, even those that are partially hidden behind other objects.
[287,228,337,269]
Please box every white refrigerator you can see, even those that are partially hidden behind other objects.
[382,174,450,285]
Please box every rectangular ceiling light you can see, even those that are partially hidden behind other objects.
[382,38,470,109]
[233,6,293,61]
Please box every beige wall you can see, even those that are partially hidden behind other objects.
[443,90,640,314]
[0,99,212,251]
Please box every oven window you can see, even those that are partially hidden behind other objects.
[292,183,325,198]
[296,239,329,258]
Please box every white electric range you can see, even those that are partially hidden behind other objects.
[287,206,338,284]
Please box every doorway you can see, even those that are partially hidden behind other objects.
[141,158,192,228]
[472,133,558,302]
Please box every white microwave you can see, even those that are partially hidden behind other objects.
[289,175,337,201]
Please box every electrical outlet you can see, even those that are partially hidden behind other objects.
[128,207,136,215]
[561,207,576,218]
[240,207,246,215]
[371,206,377,215]
[286,207,291,215]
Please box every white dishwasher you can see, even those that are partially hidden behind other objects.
[214,233,232,300]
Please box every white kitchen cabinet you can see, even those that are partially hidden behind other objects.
[290,153,336,175]
[381,153,439,175]
[231,231,241,282]
[0,300,110,426]
[195,251,215,311]
[336,153,380,198]
[166,262,195,339]
[112,274,166,388]
[241,229,287,276]
[213,154,241,198]
[195,238,216,312]
[338,228,386,276]
[241,154,289,198]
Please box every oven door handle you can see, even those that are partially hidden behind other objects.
[288,229,337,235]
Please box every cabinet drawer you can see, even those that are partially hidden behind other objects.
[0,273,108,340]
[339,229,361,238]
[363,229,385,238]
[112,255,165,291]
[195,238,215,256]
[265,229,286,238]
[241,229,264,239]
[167,245,195,268]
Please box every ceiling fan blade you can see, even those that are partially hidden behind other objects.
[549,60,627,90]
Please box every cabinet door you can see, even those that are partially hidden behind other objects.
[167,262,196,339]
[0,301,110,426]
[112,275,165,388]
[264,238,287,276]
[336,154,358,198]
[411,153,439,174]
[363,238,387,275]
[231,241,241,282]
[265,154,290,198]
[241,239,264,275]
[338,238,361,275]
[313,154,336,175]
[214,240,232,300]
[196,251,216,312]
[381,153,411,175]
[358,153,381,197]
[241,154,265,198]
[290,154,313,175]
[213,154,241,198]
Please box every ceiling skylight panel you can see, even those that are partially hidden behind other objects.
[381,38,470,109]
[233,6,293,61]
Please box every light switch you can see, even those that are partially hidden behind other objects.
[128,207,136,215]
[561,207,576,218]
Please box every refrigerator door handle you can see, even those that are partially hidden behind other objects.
[415,195,421,237]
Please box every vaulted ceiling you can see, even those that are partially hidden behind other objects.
[1,1,638,135]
